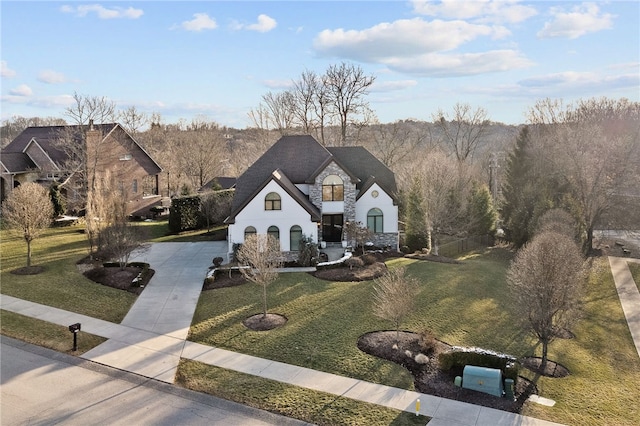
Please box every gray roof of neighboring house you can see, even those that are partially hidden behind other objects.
[1,123,162,175]
[226,135,398,223]
[1,152,38,173]
[199,176,237,191]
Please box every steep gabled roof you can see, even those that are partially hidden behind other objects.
[226,169,321,223]
[328,146,398,199]
[1,152,37,173]
[1,123,162,175]
[230,135,332,212]
[228,135,398,222]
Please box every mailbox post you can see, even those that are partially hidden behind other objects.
[68,323,81,351]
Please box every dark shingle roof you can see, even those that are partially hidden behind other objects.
[231,135,332,212]
[328,146,398,197]
[227,135,398,222]
[199,176,237,192]
[2,123,162,175]
[1,152,37,173]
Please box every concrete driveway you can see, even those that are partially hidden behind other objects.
[82,242,227,382]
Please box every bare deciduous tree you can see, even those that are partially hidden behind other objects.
[100,222,148,269]
[236,234,283,318]
[433,103,489,163]
[506,231,586,371]
[65,92,116,125]
[2,182,54,267]
[325,62,376,146]
[373,266,419,345]
[118,106,149,135]
[527,97,640,252]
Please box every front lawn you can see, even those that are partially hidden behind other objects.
[188,249,640,426]
[0,225,136,323]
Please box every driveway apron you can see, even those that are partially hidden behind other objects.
[82,242,228,383]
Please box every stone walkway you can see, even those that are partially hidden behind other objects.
[608,256,640,359]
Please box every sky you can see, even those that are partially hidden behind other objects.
[1,0,638,128]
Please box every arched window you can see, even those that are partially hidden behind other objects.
[244,226,256,240]
[267,226,280,241]
[322,175,344,201]
[290,225,303,251]
[367,208,383,233]
[265,192,281,210]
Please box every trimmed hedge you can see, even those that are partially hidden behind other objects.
[438,346,519,381]
[169,196,202,233]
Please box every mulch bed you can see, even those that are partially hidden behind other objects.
[358,331,538,413]
[83,265,154,295]
[243,313,288,331]
[312,262,388,282]
[10,265,46,275]
[520,357,570,378]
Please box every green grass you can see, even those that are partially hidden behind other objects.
[177,359,429,426]
[1,225,136,323]
[629,262,640,292]
[519,257,640,425]
[188,249,640,426]
[1,310,106,354]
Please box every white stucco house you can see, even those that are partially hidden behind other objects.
[225,135,399,259]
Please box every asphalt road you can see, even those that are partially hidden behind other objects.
[0,337,311,426]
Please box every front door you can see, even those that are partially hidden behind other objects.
[322,214,343,242]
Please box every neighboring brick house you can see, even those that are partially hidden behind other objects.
[225,135,399,258]
[1,122,163,216]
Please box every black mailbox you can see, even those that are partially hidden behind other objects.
[69,323,81,332]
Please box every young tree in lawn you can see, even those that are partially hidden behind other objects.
[236,234,283,318]
[373,266,419,346]
[2,183,54,267]
[506,231,586,371]
[100,222,149,269]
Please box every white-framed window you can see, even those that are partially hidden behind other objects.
[322,175,344,201]
[265,192,281,210]
[367,208,383,233]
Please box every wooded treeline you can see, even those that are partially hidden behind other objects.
[2,91,638,252]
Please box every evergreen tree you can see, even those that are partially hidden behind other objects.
[501,127,539,247]
[466,182,497,235]
[404,177,429,252]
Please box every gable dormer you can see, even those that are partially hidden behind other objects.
[24,138,60,172]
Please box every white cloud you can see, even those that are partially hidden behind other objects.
[314,18,509,61]
[371,80,418,92]
[411,0,537,24]
[518,71,638,91]
[385,50,533,77]
[537,3,614,39]
[176,13,217,32]
[231,14,277,32]
[1,61,17,78]
[9,84,33,97]
[61,4,143,19]
[38,70,66,84]
[263,79,293,89]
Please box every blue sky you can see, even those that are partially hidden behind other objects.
[1,1,638,128]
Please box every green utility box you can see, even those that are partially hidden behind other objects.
[462,365,503,397]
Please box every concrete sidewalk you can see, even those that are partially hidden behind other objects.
[1,240,570,425]
[608,256,640,359]
[1,294,562,426]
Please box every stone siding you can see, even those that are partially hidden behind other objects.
[309,162,356,241]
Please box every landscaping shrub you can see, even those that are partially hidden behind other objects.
[418,328,437,353]
[345,257,364,270]
[297,235,319,267]
[168,195,202,233]
[438,347,519,381]
[361,253,383,265]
